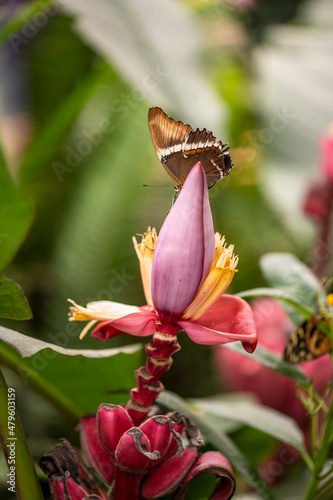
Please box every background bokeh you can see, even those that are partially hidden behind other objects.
[0,0,333,498]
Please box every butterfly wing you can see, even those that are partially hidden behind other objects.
[181,128,232,187]
[148,107,233,188]
[148,107,192,185]
[284,319,332,363]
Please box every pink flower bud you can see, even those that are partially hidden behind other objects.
[115,428,158,470]
[151,163,215,322]
[97,404,133,455]
[80,414,115,483]
[49,477,90,500]
[139,415,173,465]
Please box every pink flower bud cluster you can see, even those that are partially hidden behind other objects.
[40,406,235,500]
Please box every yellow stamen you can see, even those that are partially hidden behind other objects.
[182,238,238,321]
[68,299,140,340]
[68,299,139,321]
[79,320,98,340]
[68,299,99,321]
[210,233,226,270]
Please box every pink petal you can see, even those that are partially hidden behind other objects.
[178,295,257,351]
[91,310,158,341]
[151,163,215,322]
[174,451,235,500]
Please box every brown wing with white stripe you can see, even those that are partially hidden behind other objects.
[148,107,233,189]
[148,107,192,185]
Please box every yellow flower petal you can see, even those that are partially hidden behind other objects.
[133,226,157,306]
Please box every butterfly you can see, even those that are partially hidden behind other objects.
[148,107,233,191]
[284,313,332,364]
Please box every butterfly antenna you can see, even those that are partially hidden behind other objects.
[142,184,172,188]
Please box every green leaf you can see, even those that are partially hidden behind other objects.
[189,393,255,435]
[237,287,313,319]
[223,343,310,386]
[0,147,32,271]
[260,253,324,323]
[0,325,142,359]
[191,396,305,451]
[0,369,44,500]
[158,391,276,500]
[0,276,32,320]
[0,326,143,422]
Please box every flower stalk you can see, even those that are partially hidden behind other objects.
[305,385,333,499]
[127,331,180,425]
[113,469,142,500]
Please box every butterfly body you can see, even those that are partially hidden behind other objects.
[148,107,233,190]
[284,316,332,364]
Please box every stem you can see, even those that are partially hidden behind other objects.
[311,408,318,462]
[315,472,333,499]
[299,448,315,473]
[305,387,333,499]
[126,331,180,425]
[0,369,44,500]
[113,468,143,500]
